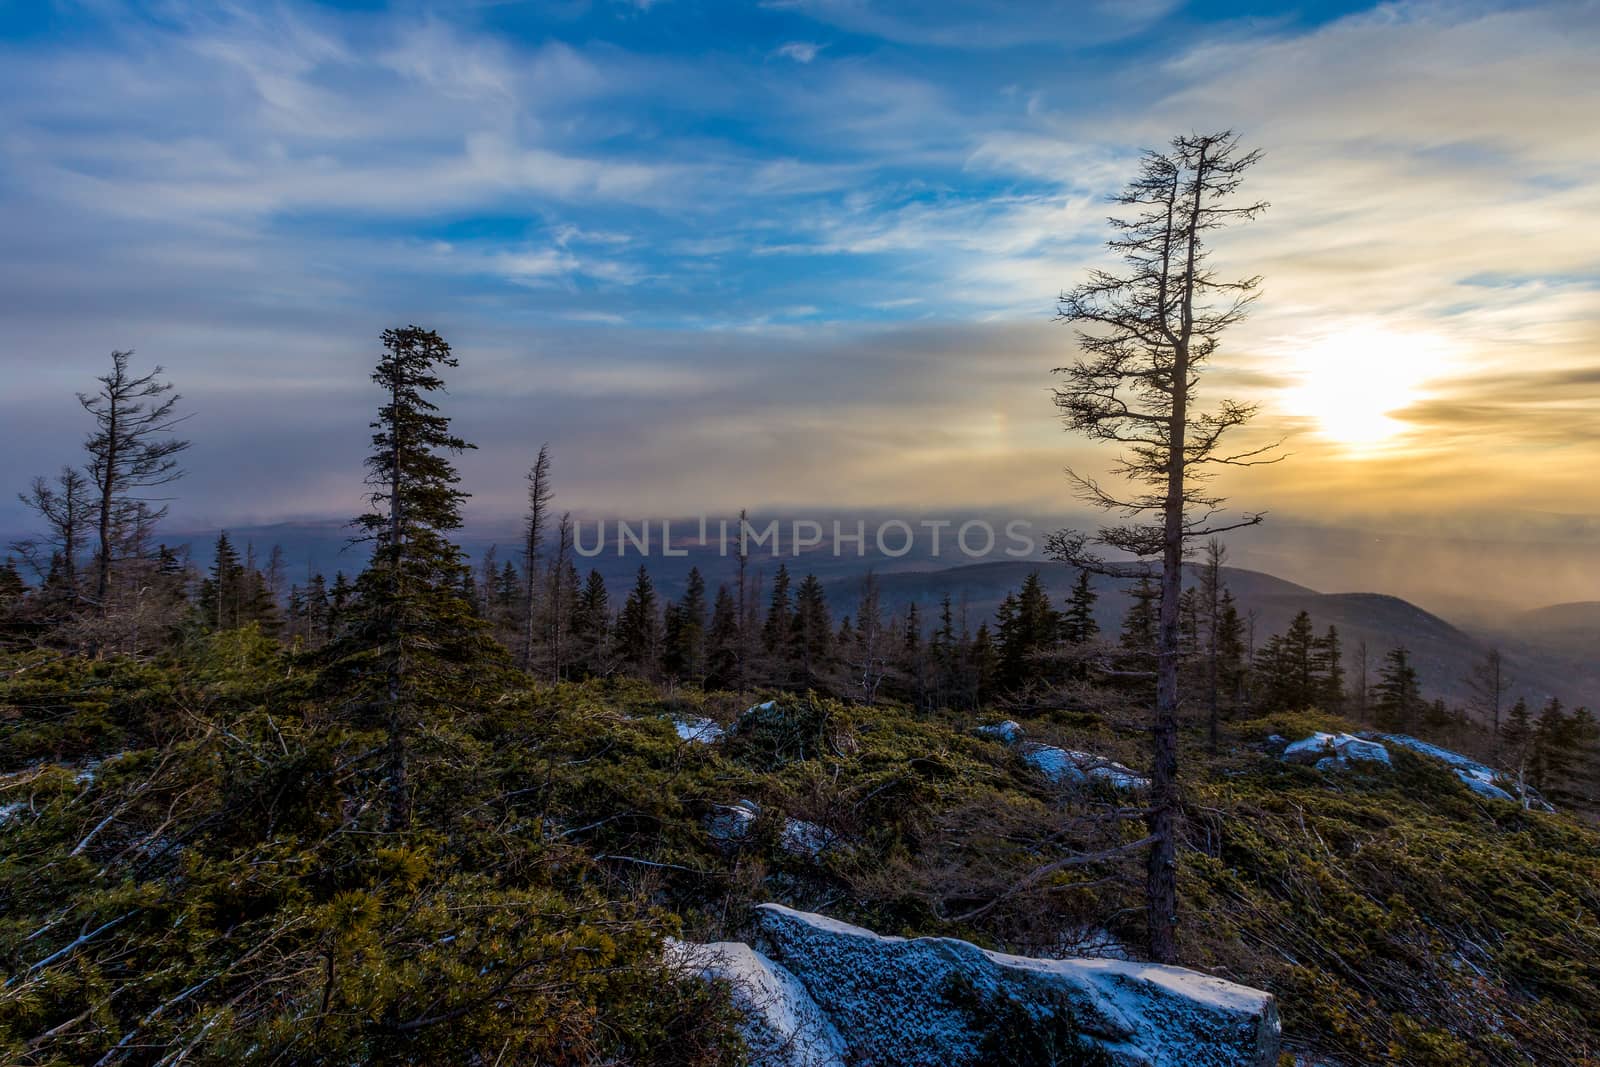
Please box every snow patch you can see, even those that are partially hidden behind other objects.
[749,903,1281,1067]
[705,800,760,849]
[668,938,848,1067]
[1282,732,1391,768]
[780,818,837,859]
[674,716,725,744]
[976,720,1024,745]
[1021,743,1150,791]
[1371,734,1548,808]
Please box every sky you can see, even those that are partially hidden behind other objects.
[2,0,1599,557]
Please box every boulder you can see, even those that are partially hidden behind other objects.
[667,938,847,1067]
[1282,732,1391,769]
[749,904,1280,1067]
[780,818,837,859]
[1370,733,1550,808]
[674,716,725,744]
[705,800,760,849]
[1021,743,1150,791]
[976,720,1025,745]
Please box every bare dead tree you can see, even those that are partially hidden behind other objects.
[521,444,553,672]
[1467,647,1511,754]
[78,351,190,617]
[1047,131,1274,965]
[13,467,94,603]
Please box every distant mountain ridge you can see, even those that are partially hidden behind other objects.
[94,521,1599,712]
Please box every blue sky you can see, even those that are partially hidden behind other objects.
[2,0,1598,535]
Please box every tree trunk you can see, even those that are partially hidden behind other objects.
[95,400,117,616]
[1148,382,1186,966]
[386,373,409,833]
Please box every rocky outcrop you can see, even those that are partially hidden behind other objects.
[667,938,847,1067]
[1281,732,1391,771]
[679,904,1281,1067]
[976,720,1150,790]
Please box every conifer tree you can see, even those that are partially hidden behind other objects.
[762,563,793,658]
[791,572,833,686]
[1215,590,1246,709]
[971,622,997,706]
[1501,697,1535,792]
[199,531,243,630]
[327,571,353,640]
[520,444,553,671]
[615,564,662,679]
[1118,575,1159,662]
[998,571,1059,689]
[544,513,576,682]
[705,585,741,690]
[1061,569,1099,644]
[1314,625,1345,713]
[341,325,491,832]
[1373,646,1423,734]
[663,568,707,682]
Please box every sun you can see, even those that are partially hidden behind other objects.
[1279,322,1455,450]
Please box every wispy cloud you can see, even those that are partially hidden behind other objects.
[0,0,1596,544]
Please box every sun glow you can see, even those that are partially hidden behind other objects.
[1279,323,1456,450]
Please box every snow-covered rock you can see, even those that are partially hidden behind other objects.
[1282,732,1391,769]
[705,800,760,849]
[674,716,725,744]
[751,903,1280,1067]
[668,938,847,1067]
[780,818,836,859]
[1370,734,1548,807]
[1021,743,1150,791]
[976,720,1024,745]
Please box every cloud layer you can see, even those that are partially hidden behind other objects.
[1,0,1597,538]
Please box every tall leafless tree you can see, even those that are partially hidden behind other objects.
[78,351,190,616]
[1048,131,1274,965]
[1467,647,1511,753]
[13,466,94,603]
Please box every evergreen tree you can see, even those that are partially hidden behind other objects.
[705,585,741,690]
[572,569,612,677]
[1215,591,1246,708]
[1179,586,1202,656]
[970,621,997,707]
[327,572,353,640]
[790,572,833,686]
[1117,574,1158,670]
[663,566,707,682]
[762,563,793,657]
[1060,569,1099,644]
[1500,697,1537,796]
[198,531,243,630]
[998,571,1059,689]
[339,325,493,832]
[615,564,662,679]
[1373,646,1423,733]
[1314,625,1346,713]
